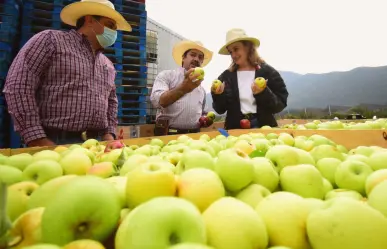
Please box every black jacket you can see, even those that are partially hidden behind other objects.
[211,63,288,130]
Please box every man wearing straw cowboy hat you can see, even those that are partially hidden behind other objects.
[3,0,131,147]
[150,40,213,136]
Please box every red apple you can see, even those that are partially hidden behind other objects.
[104,140,125,153]
[198,116,213,128]
[240,119,251,129]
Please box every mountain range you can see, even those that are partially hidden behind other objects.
[206,65,387,113]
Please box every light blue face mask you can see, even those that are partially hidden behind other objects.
[94,20,117,48]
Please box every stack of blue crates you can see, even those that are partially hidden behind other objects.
[0,0,22,148]
[20,0,148,126]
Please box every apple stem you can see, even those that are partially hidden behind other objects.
[0,182,12,248]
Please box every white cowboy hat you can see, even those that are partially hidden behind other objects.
[218,28,260,55]
[172,40,213,67]
[60,0,132,32]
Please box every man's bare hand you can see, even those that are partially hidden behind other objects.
[179,68,203,93]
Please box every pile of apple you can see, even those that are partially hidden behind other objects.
[1,131,387,249]
[279,118,387,130]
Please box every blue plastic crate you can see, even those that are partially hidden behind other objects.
[118,100,147,109]
[23,1,63,13]
[114,0,145,11]
[114,64,147,73]
[116,32,146,43]
[22,7,61,19]
[106,54,147,65]
[116,5,146,16]
[116,85,148,95]
[118,115,146,125]
[115,77,146,87]
[0,28,18,43]
[0,3,20,16]
[117,94,146,103]
[115,70,147,81]
[118,107,147,117]
[26,0,76,4]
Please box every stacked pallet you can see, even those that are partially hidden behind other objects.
[145,29,158,124]
[0,0,22,148]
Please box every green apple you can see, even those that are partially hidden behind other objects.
[133,145,153,156]
[115,197,206,249]
[22,160,63,185]
[348,146,376,157]
[256,191,318,249]
[215,134,227,141]
[168,243,215,249]
[265,145,300,172]
[206,112,216,121]
[27,176,75,210]
[233,140,256,155]
[54,146,68,154]
[60,151,93,175]
[0,165,23,185]
[365,169,387,196]
[293,147,316,165]
[325,189,364,201]
[251,157,279,192]
[32,150,61,162]
[249,133,266,139]
[163,151,182,166]
[307,197,387,249]
[119,154,149,176]
[177,134,192,144]
[22,244,61,249]
[294,136,314,151]
[304,122,318,129]
[334,160,373,196]
[322,178,333,194]
[280,164,325,199]
[345,154,371,165]
[187,140,215,157]
[254,77,267,88]
[66,147,95,164]
[4,153,33,171]
[41,176,121,245]
[250,139,272,155]
[177,168,225,212]
[214,149,254,192]
[7,207,45,249]
[310,144,345,162]
[316,157,342,187]
[238,134,253,142]
[261,125,273,130]
[199,134,211,142]
[82,139,100,149]
[207,140,223,156]
[150,138,165,148]
[176,149,215,174]
[368,151,387,170]
[267,247,292,249]
[203,197,268,249]
[336,144,348,153]
[211,79,222,92]
[105,176,127,208]
[6,181,40,222]
[266,133,278,140]
[277,133,294,146]
[191,67,205,80]
[307,134,335,146]
[367,180,387,217]
[235,184,271,208]
[126,161,176,208]
[62,239,106,249]
[87,162,117,178]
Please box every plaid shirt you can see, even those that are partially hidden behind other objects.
[3,29,118,144]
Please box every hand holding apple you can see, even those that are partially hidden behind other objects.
[190,67,205,81]
[211,80,224,94]
[240,119,251,129]
[198,116,213,128]
[251,77,267,95]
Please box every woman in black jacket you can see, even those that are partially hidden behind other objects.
[211,28,289,130]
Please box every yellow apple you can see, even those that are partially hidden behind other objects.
[177,168,225,212]
[254,77,267,88]
[211,79,222,91]
[125,162,176,208]
[62,239,105,249]
[60,151,92,175]
[7,181,40,221]
[203,197,268,249]
[365,169,387,196]
[235,184,271,208]
[367,180,387,217]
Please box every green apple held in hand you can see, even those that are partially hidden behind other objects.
[307,197,387,249]
[206,111,216,121]
[115,197,206,249]
[41,176,121,246]
[254,77,267,89]
[334,160,373,196]
[280,164,325,199]
[7,181,40,222]
[177,168,225,212]
[22,160,63,185]
[203,197,268,249]
[191,67,205,80]
[7,207,45,249]
[256,191,315,249]
[125,162,176,208]
[214,148,254,192]
[211,79,222,91]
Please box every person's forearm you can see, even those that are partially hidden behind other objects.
[159,85,187,108]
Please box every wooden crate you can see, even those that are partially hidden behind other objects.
[0,129,386,156]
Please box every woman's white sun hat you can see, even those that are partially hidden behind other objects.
[172,40,213,67]
[60,0,132,31]
[219,28,260,55]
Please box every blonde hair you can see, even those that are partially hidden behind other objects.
[228,40,265,72]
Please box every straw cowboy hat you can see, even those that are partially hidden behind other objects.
[172,40,213,67]
[218,28,260,55]
[60,0,132,31]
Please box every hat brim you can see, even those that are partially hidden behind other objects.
[218,37,260,55]
[172,41,213,67]
[60,2,132,32]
